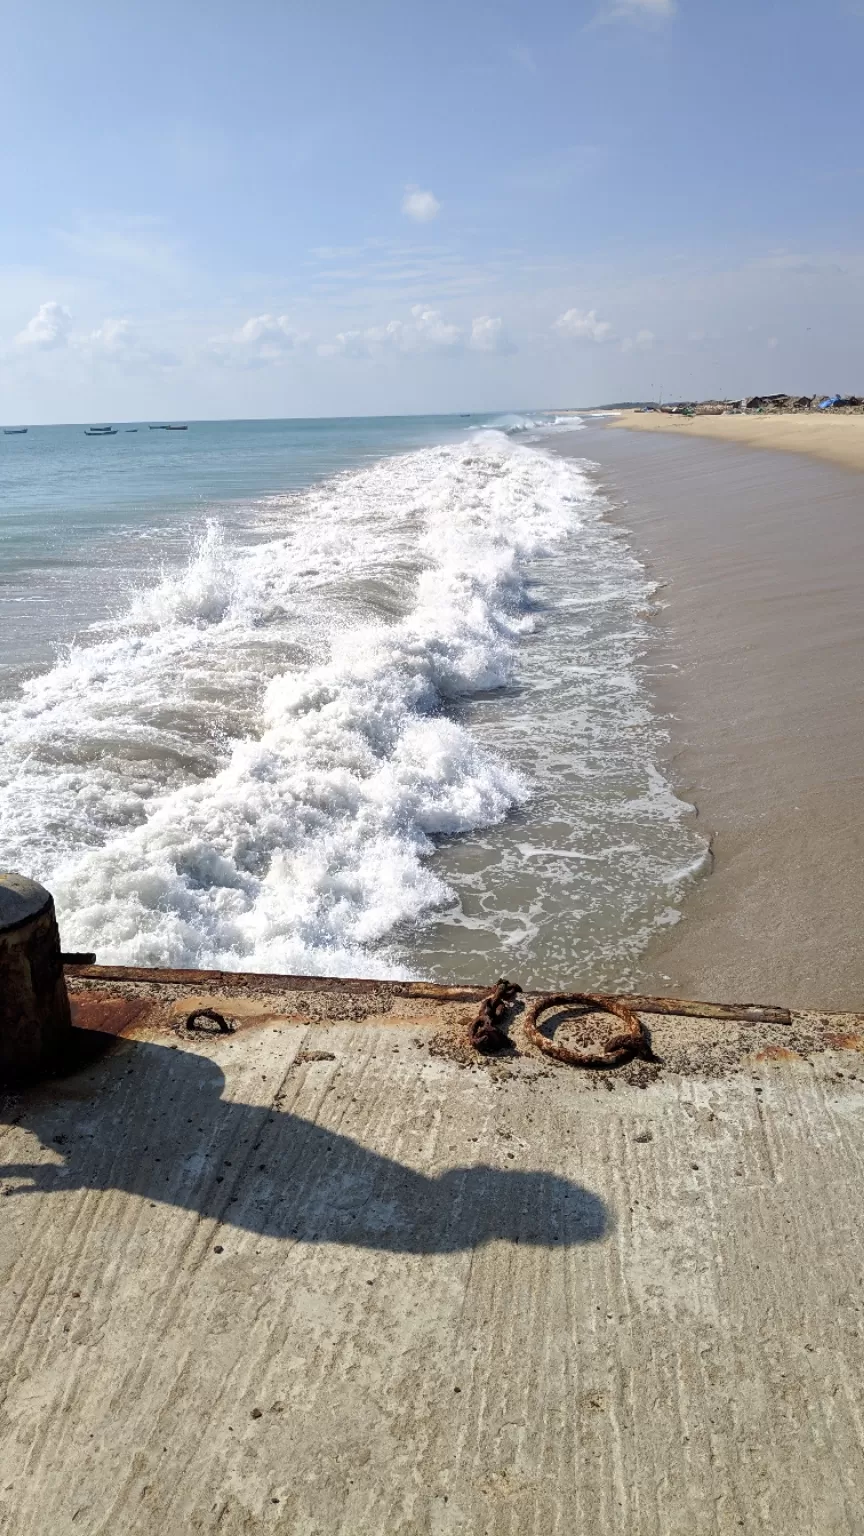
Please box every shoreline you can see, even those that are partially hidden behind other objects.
[553,423,864,1010]
[608,407,864,473]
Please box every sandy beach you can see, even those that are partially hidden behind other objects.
[610,407,864,474]
[556,422,864,1010]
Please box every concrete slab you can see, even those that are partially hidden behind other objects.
[2,973,864,1533]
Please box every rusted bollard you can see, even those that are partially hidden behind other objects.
[0,873,73,1080]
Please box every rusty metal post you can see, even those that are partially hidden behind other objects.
[0,873,73,1080]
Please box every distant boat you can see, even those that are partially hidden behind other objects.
[165,424,188,430]
[4,427,27,434]
[85,428,118,436]
[126,429,138,433]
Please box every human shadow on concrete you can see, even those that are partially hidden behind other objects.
[0,1037,609,1253]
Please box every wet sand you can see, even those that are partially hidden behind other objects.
[610,408,864,474]
[555,425,864,1010]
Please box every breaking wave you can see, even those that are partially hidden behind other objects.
[0,431,607,974]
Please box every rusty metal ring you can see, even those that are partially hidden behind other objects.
[524,992,646,1069]
[185,1007,236,1035]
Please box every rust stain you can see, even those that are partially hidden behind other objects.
[68,987,319,1040]
[751,1045,802,1063]
[165,996,311,1034]
[824,1032,864,1053]
[70,996,152,1037]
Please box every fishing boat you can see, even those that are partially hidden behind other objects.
[165,424,188,430]
[85,428,118,436]
[3,427,27,434]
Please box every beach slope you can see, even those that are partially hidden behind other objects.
[556,425,864,1011]
[611,408,864,472]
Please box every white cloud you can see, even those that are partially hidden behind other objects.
[553,307,613,343]
[398,306,461,350]
[597,0,676,20]
[15,301,73,350]
[208,313,302,367]
[10,304,175,368]
[85,318,177,368]
[469,315,513,353]
[89,318,136,355]
[319,304,464,359]
[317,330,371,360]
[621,328,656,352]
[317,306,513,361]
[401,186,441,223]
[235,314,297,351]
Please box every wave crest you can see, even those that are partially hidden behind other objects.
[0,431,598,974]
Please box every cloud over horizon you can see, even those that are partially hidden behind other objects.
[469,315,513,353]
[553,307,614,343]
[318,304,511,360]
[208,314,302,367]
[621,328,656,352]
[10,304,176,369]
[15,301,73,350]
[85,318,178,368]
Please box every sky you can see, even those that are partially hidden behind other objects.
[2,0,863,421]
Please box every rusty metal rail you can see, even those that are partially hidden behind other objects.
[61,961,792,1027]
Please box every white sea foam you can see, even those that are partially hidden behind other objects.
[480,412,584,437]
[0,430,610,974]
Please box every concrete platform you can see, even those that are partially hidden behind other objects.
[2,969,864,1533]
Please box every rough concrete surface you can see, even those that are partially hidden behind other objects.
[1,977,864,1534]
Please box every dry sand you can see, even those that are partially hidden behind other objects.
[554,424,864,1011]
[611,407,864,473]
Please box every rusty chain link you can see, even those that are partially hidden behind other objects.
[468,979,522,1053]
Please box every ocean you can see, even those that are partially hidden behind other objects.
[0,413,704,987]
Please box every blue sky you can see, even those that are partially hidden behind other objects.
[2,0,863,420]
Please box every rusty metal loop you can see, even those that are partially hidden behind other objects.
[469,979,522,1054]
[523,992,647,1069]
[185,1007,236,1035]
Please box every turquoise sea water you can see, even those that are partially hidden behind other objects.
[0,415,469,687]
[0,413,704,985]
